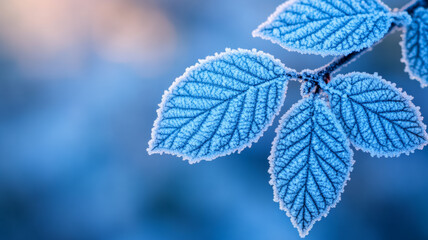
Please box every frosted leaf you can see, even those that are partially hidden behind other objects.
[253,0,402,56]
[402,7,428,87]
[148,49,296,163]
[326,72,428,157]
[270,95,353,237]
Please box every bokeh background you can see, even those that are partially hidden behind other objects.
[0,0,427,239]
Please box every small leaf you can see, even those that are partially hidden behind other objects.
[270,95,353,237]
[148,49,296,163]
[402,7,428,87]
[326,72,428,157]
[253,0,396,56]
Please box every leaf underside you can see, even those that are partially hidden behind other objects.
[253,0,393,56]
[148,49,294,163]
[327,72,428,157]
[403,7,428,87]
[270,95,353,237]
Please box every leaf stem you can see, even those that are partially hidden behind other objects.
[314,0,426,80]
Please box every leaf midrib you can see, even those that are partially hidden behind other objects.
[155,77,286,148]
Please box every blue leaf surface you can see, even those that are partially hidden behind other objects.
[270,95,353,237]
[253,0,401,56]
[148,49,296,163]
[402,7,428,87]
[325,72,428,157]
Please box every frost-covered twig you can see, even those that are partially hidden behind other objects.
[149,0,428,237]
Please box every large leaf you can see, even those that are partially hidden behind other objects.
[326,72,428,157]
[253,0,398,56]
[148,49,295,163]
[270,95,353,237]
[402,7,428,87]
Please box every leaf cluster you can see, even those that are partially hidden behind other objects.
[148,0,428,237]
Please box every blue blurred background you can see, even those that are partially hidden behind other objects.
[0,0,427,239]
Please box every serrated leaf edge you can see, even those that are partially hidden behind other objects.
[400,13,428,88]
[252,0,394,57]
[147,48,296,164]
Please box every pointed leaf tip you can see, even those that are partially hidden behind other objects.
[270,95,353,237]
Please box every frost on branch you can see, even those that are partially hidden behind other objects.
[147,0,428,237]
